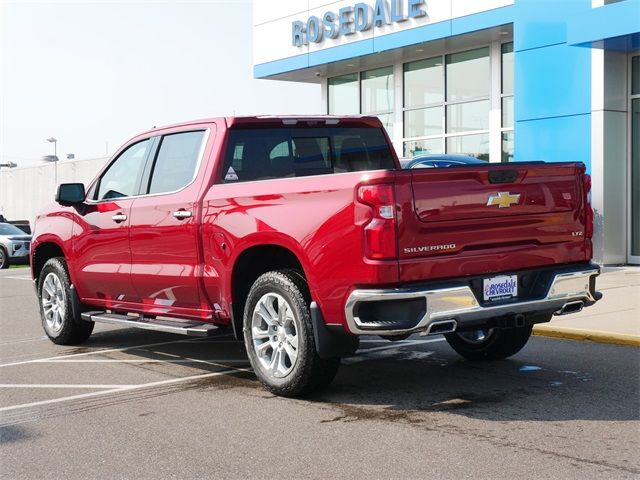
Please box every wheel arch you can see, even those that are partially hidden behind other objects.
[229,243,310,339]
[32,239,66,283]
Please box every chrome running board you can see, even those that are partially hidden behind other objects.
[80,311,221,337]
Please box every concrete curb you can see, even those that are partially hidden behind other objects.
[533,325,640,347]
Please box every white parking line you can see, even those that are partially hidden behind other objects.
[41,359,249,364]
[0,367,251,413]
[0,336,231,368]
[0,336,47,346]
[3,276,32,281]
[0,384,137,389]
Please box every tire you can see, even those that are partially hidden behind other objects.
[37,257,94,345]
[444,325,533,361]
[0,247,8,269]
[243,269,340,397]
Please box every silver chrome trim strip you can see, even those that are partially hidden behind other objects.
[85,128,210,204]
[344,269,599,336]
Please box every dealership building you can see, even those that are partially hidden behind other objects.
[252,0,640,265]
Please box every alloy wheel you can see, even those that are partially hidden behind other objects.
[41,272,66,333]
[251,292,299,378]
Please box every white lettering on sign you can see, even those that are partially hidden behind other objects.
[292,0,427,47]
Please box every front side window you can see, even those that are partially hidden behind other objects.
[223,127,394,183]
[95,139,150,200]
[147,131,205,195]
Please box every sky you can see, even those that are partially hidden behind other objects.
[0,0,320,166]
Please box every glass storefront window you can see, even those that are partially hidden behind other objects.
[404,57,444,107]
[404,138,443,157]
[377,112,394,137]
[446,47,490,101]
[502,132,514,163]
[328,73,359,115]
[502,43,514,95]
[404,106,443,138]
[446,100,490,133]
[502,96,514,128]
[447,134,490,161]
[361,67,394,114]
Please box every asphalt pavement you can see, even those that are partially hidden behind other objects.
[0,268,639,479]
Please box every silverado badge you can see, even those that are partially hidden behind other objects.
[486,192,521,208]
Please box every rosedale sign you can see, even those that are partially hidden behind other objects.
[292,0,427,47]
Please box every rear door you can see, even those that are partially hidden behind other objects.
[395,162,589,282]
[73,138,152,303]
[128,128,212,319]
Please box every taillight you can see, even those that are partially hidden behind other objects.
[584,173,593,239]
[357,184,397,260]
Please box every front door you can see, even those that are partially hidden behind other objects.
[128,129,211,318]
[72,138,153,305]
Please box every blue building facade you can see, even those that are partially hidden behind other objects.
[253,0,640,264]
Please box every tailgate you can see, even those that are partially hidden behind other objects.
[395,162,590,281]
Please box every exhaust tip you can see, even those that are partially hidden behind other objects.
[555,301,584,316]
[424,319,457,335]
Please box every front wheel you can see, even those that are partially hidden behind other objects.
[445,325,533,361]
[0,247,9,269]
[243,269,340,397]
[38,257,94,345]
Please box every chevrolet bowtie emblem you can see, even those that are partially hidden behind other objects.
[486,192,521,208]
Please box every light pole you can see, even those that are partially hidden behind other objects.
[46,137,58,186]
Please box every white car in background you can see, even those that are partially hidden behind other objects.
[0,223,31,269]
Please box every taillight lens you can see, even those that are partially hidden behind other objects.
[584,174,593,239]
[357,184,397,259]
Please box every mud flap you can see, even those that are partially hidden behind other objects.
[310,301,359,359]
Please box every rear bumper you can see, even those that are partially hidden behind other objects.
[344,263,601,336]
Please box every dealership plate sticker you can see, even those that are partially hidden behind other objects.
[483,275,518,301]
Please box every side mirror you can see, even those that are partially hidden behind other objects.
[56,183,86,206]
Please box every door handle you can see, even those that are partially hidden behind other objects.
[111,213,127,223]
[172,210,192,220]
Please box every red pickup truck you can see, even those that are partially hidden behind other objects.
[31,116,601,396]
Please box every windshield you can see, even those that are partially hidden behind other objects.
[0,223,27,236]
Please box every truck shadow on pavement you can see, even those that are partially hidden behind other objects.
[41,328,640,424]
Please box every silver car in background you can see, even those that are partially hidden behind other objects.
[0,223,32,269]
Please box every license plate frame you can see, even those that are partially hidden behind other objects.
[483,274,518,302]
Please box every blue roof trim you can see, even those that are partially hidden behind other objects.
[372,20,451,52]
[567,0,640,51]
[253,53,308,79]
[254,5,515,78]
[308,39,375,68]
[450,5,514,36]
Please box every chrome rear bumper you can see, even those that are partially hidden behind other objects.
[344,267,600,336]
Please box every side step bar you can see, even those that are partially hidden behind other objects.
[80,311,221,337]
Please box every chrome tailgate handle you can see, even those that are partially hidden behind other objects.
[111,213,127,223]
[173,210,192,219]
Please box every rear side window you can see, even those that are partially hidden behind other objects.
[147,131,205,195]
[223,127,394,183]
[94,139,150,200]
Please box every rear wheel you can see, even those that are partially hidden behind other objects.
[243,269,340,397]
[445,325,533,361]
[38,257,94,345]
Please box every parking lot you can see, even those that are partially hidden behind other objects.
[1,268,639,479]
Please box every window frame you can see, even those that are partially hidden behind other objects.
[402,46,493,159]
[87,137,157,203]
[141,129,209,197]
